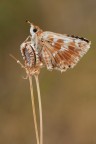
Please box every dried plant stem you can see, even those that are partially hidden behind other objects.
[10,54,42,144]
[35,75,43,144]
[29,75,39,144]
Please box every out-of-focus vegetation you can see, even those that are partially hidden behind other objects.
[0,0,96,144]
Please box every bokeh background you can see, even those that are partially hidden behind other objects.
[0,0,96,144]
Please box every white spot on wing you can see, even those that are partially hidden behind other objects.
[53,51,58,56]
[54,38,57,43]
[63,38,73,43]
[60,46,66,51]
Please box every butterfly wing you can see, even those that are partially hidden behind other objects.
[38,31,91,72]
[20,41,36,68]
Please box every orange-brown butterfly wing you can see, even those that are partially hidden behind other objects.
[39,32,91,72]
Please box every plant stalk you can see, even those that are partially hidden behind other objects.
[29,75,39,144]
[35,75,43,144]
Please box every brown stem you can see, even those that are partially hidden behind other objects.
[35,75,43,144]
[29,75,39,144]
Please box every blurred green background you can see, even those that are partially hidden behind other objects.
[0,0,96,144]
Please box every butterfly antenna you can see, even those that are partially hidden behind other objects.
[26,20,33,25]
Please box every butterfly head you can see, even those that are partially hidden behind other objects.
[26,20,42,38]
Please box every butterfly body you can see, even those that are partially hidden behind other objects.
[20,21,91,75]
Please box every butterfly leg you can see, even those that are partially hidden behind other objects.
[24,35,32,42]
[34,36,41,65]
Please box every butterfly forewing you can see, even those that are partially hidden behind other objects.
[39,31,91,72]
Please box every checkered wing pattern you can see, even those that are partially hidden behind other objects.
[39,32,91,72]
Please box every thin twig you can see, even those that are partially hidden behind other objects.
[29,75,40,144]
[35,75,43,144]
[10,54,42,144]
[9,54,25,69]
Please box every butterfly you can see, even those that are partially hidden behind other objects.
[20,21,91,75]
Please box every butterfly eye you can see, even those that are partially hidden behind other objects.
[33,28,37,33]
